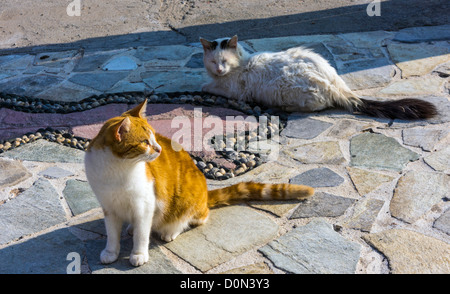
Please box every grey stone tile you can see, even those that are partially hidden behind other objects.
[433,209,450,235]
[0,158,31,188]
[141,70,208,93]
[0,178,67,244]
[0,228,85,274]
[34,51,79,68]
[0,74,64,97]
[343,198,385,232]
[394,24,450,43]
[338,58,396,90]
[290,192,355,219]
[350,133,419,171]
[390,171,449,224]
[63,179,100,216]
[69,72,129,91]
[363,229,450,274]
[281,116,333,139]
[165,206,278,272]
[102,56,138,71]
[289,167,344,188]
[1,139,85,163]
[39,166,74,179]
[134,45,195,62]
[259,219,361,274]
[283,141,346,165]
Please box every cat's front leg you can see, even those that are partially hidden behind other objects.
[129,212,152,267]
[201,81,230,98]
[101,213,122,264]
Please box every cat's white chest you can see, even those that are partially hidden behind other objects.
[84,148,155,222]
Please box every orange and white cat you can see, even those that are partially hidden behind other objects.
[84,100,314,266]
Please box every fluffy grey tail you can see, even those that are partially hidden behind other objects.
[353,98,438,120]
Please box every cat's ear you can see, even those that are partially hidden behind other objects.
[228,35,238,50]
[200,37,213,51]
[122,99,147,118]
[115,117,131,142]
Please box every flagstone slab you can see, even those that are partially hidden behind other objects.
[339,30,394,57]
[289,167,344,188]
[0,74,64,97]
[326,119,373,139]
[86,238,181,274]
[164,205,278,272]
[34,50,79,68]
[185,53,204,68]
[0,139,85,163]
[102,56,138,71]
[433,209,450,235]
[390,171,449,224]
[379,76,445,96]
[0,178,66,244]
[0,158,31,189]
[350,133,419,171]
[0,228,85,274]
[363,229,450,274]
[36,80,101,102]
[69,72,129,92]
[107,81,151,93]
[343,198,385,232]
[134,45,195,62]
[246,35,341,52]
[424,146,450,173]
[63,180,100,216]
[393,24,450,43]
[346,167,395,196]
[0,54,28,67]
[402,128,448,151]
[281,116,332,139]
[259,219,361,274]
[339,58,396,90]
[290,192,355,219]
[141,70,208,93]
[73,52,122,72]
[220,262,274,274]
[284,141,346,165]
[0,54,34,70]
[38,166,74,179]
[387,42,450,77]
[248,200,300,217]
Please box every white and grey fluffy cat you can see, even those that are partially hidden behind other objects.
[200,35,436,119]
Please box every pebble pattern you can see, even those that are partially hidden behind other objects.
[0,92,284,181]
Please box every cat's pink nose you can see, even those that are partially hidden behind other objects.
[154,145,162,153]
[217,68,223,74]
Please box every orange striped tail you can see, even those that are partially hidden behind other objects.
[207,181,314,208]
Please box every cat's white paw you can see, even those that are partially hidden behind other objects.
[100,249,119,264]
[129,252,149,267]
[161,232,181,242]
[201,83,213,93]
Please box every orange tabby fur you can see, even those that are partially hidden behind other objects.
[86,100,314,266]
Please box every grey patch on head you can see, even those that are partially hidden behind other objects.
[220,39,229,50]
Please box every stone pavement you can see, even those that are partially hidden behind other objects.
[0,25,449,274]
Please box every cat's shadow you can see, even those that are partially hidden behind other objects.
[77,219,180,273]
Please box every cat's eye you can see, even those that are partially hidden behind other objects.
[211,60,217,64]
[142,139,150,145]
